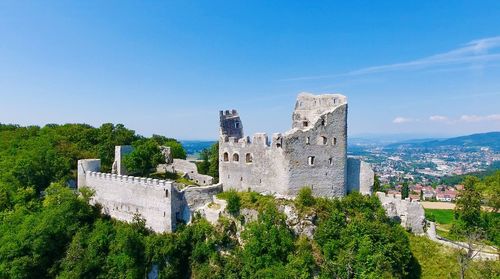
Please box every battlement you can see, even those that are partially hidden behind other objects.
[86,171,173,188]
[219,109,239,117]
[220,132,286,148]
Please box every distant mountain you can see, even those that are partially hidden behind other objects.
[385,132,500,151]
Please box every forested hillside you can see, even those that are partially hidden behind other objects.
[0,123,498,278]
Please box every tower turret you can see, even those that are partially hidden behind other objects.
[219,109,244,139]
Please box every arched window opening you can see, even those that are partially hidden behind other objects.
[308,156,315,166]
[223,152,229,162]
[233,153,239,162]
[235,122,240,129]
[321,136,327,145]
[246,153,253,163]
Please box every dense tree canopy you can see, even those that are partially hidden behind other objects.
[0,123,497,278]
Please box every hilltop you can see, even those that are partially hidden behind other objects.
[385,132,500,151]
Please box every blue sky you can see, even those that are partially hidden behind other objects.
[1,1,499,140]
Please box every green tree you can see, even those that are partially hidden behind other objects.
[123,139,164,177]
[373,174,381,193]
[402,181,410,199]
[241,203,294,276]
[226,190,241,215]
[197,148,210,175]
[207,142,219,182]
[151,135,187,159]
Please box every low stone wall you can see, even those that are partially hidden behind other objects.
[377,192,425,235]
[176,183,223,223]
[84,171,176,233]
[157,159,214,186]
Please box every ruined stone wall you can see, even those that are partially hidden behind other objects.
[292,93,347,129]
[347,157,374,195]
[219,134,289,194]
[377,192,425,235]
[78,159,178,232]
[219,93,348,197]
[283,103,347,197]
[157,159,214,186]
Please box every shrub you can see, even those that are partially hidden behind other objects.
[226,190,241,215]
[296,187,315,208]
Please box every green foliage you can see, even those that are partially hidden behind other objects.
[225,189,241,215]
[0,183,96,278]
[409,234,499,279]
[217,190,273,211]
[151,135,187,159]
[197,142,220,182]
[402,181,410,199]
[123,139,164,177]
[207,142,219,182]
[452,176,482,234]
[295,187,315,208]
[240,203,295,277]
[373,174,381,193]
[314,192,414,278]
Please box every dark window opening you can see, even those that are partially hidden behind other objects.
[333,138,337,145]
[306,137,310,145]
[308,156,315,166]
[233,153,239,162]
[235,122,240,129]
[321,136,327,145]
[321,117,326,126]
[303,121,308,127]
[223,152,229,161]
[328,158,333,165]
[246,153,253,163]
[165,189,169,197]
[240,177,243,181]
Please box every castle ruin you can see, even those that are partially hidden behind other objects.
[77,92,374,233]
[219,93,373,197]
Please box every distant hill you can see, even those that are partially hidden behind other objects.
[385,132,500,151]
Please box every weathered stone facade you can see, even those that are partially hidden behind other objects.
[219,92,372,197]
[377,192,426,235]
[78,158,222,233]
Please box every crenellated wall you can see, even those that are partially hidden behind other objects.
[83,170,177,232]
[78,157,223,233]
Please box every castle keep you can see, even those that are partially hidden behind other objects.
[219,93,373,197]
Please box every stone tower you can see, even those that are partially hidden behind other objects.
[219,92,350,197]
[219,109,244,139]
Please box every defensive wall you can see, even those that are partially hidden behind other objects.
[78,158,222,233]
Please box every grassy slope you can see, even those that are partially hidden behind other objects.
[409,234,500,279]
[425,209,455,224]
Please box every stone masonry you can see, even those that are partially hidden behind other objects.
[219,92,373,197]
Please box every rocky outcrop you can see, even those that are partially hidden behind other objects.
[377,192,426,235]
[279,205,316,239]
